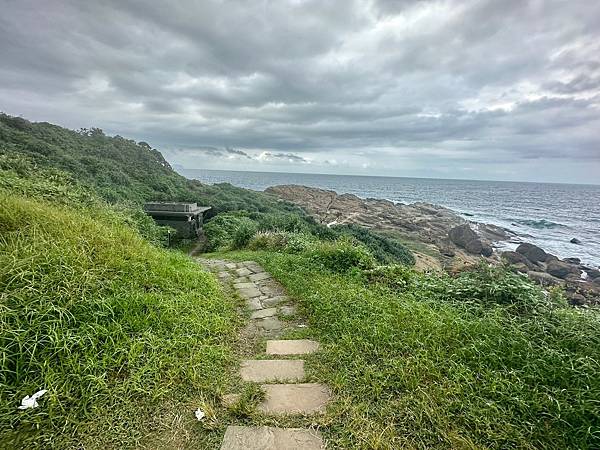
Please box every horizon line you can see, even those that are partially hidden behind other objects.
[178,167,600,187]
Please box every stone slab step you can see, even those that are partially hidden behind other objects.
[266,340,320,355]
[221,426,323,450]
[259,383,330,415]
[249,272,271,282]
[238,286,261,299]
[240,360,304,382]
[251,307,278,319]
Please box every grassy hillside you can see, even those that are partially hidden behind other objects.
[215,250,600,449]
[0,113,415,264]
[0,113,304,215]
[7,113,596,449]
[0,170,239,448]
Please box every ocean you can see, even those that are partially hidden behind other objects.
[183,169,600,268]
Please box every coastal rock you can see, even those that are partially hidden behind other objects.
[546,260,579,279]
[265,184,505,269]
[563,257,581,265]
[516,243,548,263]
[567,292,586,306]
[585,268,600,280]
[570,237,582,244]
[447,224,490,256]
[481,244,493,257]
[527,271,561,286]
[510,263,531,273]
[448,224,478,247]
[501,251,532,267]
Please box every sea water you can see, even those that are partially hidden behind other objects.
[183,169,600,268]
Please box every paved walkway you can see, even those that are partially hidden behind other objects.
[198,259,329,450]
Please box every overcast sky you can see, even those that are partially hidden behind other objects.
[1,0,599,183]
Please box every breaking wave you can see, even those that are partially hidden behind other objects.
[512,219,567,229]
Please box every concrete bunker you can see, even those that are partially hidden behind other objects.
[143,202,211,239]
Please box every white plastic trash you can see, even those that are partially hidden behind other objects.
[194,408,205,421]
[18,389,47,410]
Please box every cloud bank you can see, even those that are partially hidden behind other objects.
[1,0,599,182]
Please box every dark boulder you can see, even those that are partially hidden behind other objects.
[546,260,579,279]
[501,251,530,266]
[570,237,582,244]
[585,268,600,280]
[516,243,548,263]
[566,292,586,306]
[448,224,488,256]
[464,239,483,255]
[510,263,530,273]
[563,257,581,265]
[449,224,478,247]
[481,244,493,257]
[527,271,560,286]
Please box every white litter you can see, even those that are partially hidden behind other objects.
[194,408,205,421]
[18,389,47,410]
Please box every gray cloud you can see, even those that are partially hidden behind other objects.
[0,0,599,182]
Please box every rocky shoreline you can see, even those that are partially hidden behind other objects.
[265,184,600,306]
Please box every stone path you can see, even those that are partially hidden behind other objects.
[198,259,329,450]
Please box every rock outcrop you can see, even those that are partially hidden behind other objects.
[516,243,548,263]
[264,184,600,307]
[448,224,492,256]
[265,184,508,271]
[502,242,599,307]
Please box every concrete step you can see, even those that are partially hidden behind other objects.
[240,360,304,382]
[220,426,323,449]
[251,307,278,319]
[266,339,320,355]
[259,383,330,415]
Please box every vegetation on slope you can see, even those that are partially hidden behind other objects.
[0,114,414,265]
[0,113,303,215]
[216,249,600,449]
[9,112,594,449]
[0,172,239,448]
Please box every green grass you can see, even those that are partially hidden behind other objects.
[214,250,600,449]
[0,193,240,449]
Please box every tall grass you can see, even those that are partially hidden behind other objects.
[223,250,600,449]
[0,193,238,448]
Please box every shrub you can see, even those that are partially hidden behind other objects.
[248,230,289,251]
[365,264,416,291]
[429,263,554,314]
[307,237,376,272]
[203,213,257,251]
[231,220,258,250]
[247,231,316,253]
[256,213,309,233]
[285,232,316,253]
[333,224,415,265]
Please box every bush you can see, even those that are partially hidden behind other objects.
[203,213,257,251]
[247,231,316,253]
[231,220,258,250]
[256,213,309,233]
[365,264,415,291]
[429,263,556,314]
[285,232,316,253]
[307,237,376,272]
[333,224,415,265]
[248,230,289,251]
